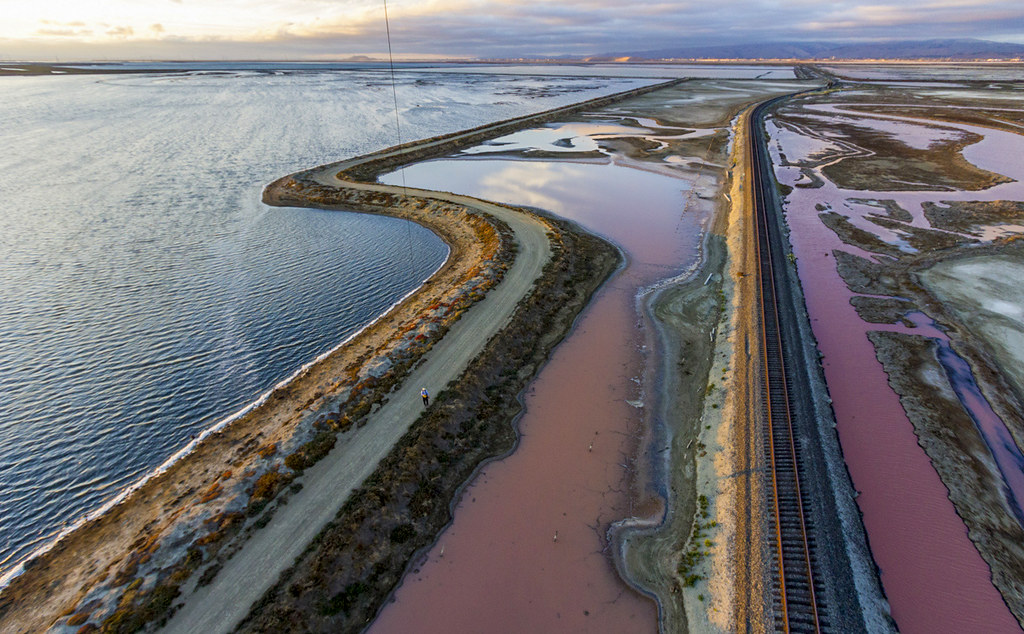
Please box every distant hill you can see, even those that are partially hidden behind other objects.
[592,39,1024,61]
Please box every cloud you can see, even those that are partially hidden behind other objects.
[255,0,1024,57]
[34,28,94,37]
[797,2,1024,38]
[106,25,135,38]
[7,0,1024,59]
[33,18,95,38]
[39,19,88,27]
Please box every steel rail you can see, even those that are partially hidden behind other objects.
[748,98,822,633]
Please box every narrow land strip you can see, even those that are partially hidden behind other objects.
[164,207,549,632]
[161,83,684,632]
[163,161,552,634]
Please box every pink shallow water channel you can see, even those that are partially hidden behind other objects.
[373,154,705,631]
[769,103,1024,633]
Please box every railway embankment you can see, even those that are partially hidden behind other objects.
[750,95,894,633]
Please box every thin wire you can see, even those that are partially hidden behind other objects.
[383,0,413,267]
[383,0,408,200]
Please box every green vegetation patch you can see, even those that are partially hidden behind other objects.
[832,250,903,296]
[676,494,717,588]
[283,431,337,472]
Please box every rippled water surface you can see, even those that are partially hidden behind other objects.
[0,68,649,579]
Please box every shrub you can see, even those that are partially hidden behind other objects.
[197,562,223,587]
[284,431,337,472]
[389,524,416,544]
[198,483,222,504]
[320,581,369,616]
[284,453,310,472]
[304,431,336,462]
[195,531,223,547]
[251,470,283,500]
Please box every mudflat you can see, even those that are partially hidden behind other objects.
[921,255,1024,402]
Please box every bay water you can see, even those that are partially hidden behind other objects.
[0,67,648,581]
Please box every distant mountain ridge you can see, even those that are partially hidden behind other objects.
[592,39,1024,60]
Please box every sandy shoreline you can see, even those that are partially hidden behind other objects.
[0,184,509,634]
[0,238,452,592]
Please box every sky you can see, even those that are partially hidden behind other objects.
[2,0,1024,61]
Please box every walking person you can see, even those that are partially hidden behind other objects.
[420,387,429,406]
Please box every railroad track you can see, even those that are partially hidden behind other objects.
[749,98,827,633]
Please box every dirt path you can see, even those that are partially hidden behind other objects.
[727,106,771,633]
[162,160,551,634]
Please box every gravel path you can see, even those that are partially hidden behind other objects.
[161,80,686,633]
[162,155,551,634]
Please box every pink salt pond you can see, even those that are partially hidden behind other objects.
[372,153,707,631]
[767,103,1024,633]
